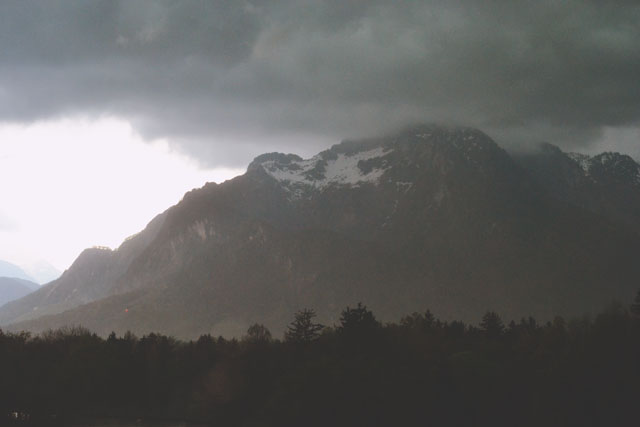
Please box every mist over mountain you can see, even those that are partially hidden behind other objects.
[0,259,59,285]
[0,260,35,282]
[21,260,61,285]
[2,125,640,339]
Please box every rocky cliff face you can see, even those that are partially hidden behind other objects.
[3,125,640,338]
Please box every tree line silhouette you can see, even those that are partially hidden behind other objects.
[2,294,640,426]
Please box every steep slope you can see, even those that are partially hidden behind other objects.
[4,125,640,338]
[0,211,167,325]
[0,277,39,306]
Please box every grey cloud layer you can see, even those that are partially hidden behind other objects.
[1,0,639,165]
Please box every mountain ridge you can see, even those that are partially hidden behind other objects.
[0,277,39,307]
[0,211,167,325]
[515,142,640,235]
[3,125,640,338]
[0,260,36,283]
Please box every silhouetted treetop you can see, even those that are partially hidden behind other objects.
[245,323,272,343]
[480,311,505,338]
[284,308,324,344]
[339,303,380,333]
[3,295,640,427]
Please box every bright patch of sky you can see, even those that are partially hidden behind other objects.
[0,117,243,272]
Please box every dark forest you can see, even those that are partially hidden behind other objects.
[3,296,640,426]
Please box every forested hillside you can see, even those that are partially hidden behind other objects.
[3,296,640,426]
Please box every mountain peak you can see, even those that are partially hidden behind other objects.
[567,152,591,172]
[568,151,640,185]
[251,145,393,198]
[0,260,36,283]
[64,247,114,273]
[247,124,505,200]
[247,152,304,172]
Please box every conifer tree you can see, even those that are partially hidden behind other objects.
[339,303,380,333]
[480,311,505,338]
[285,308,324,344]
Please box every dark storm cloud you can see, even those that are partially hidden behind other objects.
[1,0,639,165]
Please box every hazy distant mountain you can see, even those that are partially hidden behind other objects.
[21,260,62,284]
[0,260,35,282]
[3,125,640,338]
[0,277,39,307]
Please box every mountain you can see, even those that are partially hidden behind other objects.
[2,125,640,339]
[514,143,640,234]
[0,260,36,282]
[21,260,62,284]
[0,277,39,307]
[0,212,167,325]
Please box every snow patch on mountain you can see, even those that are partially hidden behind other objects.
[259,146,393,197]
[569,151,640,185]
[568,152,592,174]
[395,181,413,193]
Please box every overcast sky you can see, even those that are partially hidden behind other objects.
[1,0,639,271]
[0,118,242,271]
